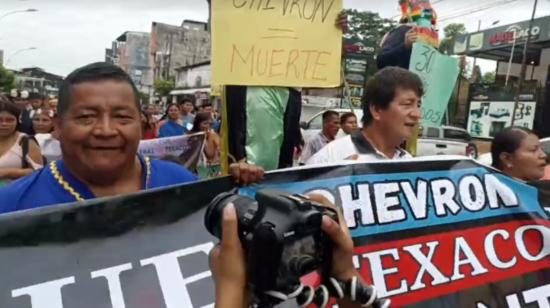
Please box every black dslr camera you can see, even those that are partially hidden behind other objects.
[204,189,337,306]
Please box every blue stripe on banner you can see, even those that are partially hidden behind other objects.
[240,167,547,237]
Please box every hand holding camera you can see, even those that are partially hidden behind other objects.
[206,190,390,308]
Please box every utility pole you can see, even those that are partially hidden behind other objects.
[513,0,538,125]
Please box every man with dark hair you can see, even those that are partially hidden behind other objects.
[202,102,220,132]
[179,98,195,130]
[299,110,340,164]
[0,62,263,214]
[306,67,423,165]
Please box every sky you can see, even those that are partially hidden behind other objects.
[1,0,549,77]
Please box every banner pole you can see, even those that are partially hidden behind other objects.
[220,85,230,175]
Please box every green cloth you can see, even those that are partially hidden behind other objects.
[0,180,8,188]
[245,87,289,171]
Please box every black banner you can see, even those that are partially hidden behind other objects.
[1,158,550,308]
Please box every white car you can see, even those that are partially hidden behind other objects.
[301,113,477,158]
[300,108,364,142]
[478,137,550,166]
[417,125,478,158]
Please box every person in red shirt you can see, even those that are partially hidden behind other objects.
[141,110,158,140]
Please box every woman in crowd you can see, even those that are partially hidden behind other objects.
[48,98,58,111]
[338,112,358,137]
[33,109,62,163]
[32,109,55,134]
[189,112,220,162]
[0,97,44,183]
[188,112,220,177]
[158,104,185,138]
[491,126,547,182]
[141,110,158,140]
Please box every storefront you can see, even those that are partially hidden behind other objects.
[453,15,550,139]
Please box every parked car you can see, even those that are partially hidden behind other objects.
[478,137,550,167]
[300,108,364,142]
[417,125,478,158]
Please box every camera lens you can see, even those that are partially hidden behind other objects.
[204,192,258,239]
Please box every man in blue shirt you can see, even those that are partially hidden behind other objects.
[0,62,263,214]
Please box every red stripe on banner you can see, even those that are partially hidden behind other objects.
[352,219,550,306]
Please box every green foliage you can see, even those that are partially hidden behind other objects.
[343,9,396,78]
[482,71,496,84]
[0,66,15,93]
[439,23,466,55]
[154,79,175,97]
[343,9,396,50]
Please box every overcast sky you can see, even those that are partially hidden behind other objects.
[1,0,549,76]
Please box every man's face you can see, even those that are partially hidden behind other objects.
[31,98,43,109]
[323,115,341,140]
[182,102,194,114]
[55,80,141,176]
[203,106,213,117]
[374,88,421,142]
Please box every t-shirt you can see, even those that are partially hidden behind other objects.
[299,132,331,164]
[181,114,195,130]
[0,156,198,214]
[159,120,187,138]
[34,133,62,163]
[306,131,411,165]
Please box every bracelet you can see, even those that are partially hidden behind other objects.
[261,276,391,308]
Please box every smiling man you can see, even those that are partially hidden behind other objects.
[0,62,263,213]
[306,67,423,165]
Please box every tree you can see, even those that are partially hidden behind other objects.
[0,66,15,93]
[343,9,396,78]
[482,71,496,84]
[439,23,466,55]
[154,79,175,97]
[343,9,396,51]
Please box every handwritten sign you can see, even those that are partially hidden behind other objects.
[211,0,343,88]
[409,42,459,126]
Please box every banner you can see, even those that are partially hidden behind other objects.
[1,158,550,308]
[410,43,460,127]
[211,0,343,88]
[137,133,206,171]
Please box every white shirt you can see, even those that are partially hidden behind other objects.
[34,133,61,163]
[306,131,411,165]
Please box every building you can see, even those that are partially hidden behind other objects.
[106,31,153,95]
[453,15,550,138]
[150,20,210,81]
[171,61,211,106]
[13,67,63,97]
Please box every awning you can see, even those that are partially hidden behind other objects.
[170,88,211,95]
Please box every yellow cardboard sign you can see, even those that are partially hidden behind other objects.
[212,0,343,88]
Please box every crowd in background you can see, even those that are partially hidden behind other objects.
[0,89,224,187]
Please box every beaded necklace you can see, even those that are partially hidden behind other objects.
[49,156,151,202]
